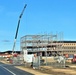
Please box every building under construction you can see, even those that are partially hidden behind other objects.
[20,33,64,56]
[20,33,76,57]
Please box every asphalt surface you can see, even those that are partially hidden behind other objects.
[0,65,13,75]
[0,62,34,75]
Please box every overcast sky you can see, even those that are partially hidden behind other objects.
[0,0,76,51]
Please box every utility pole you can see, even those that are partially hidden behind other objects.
[12,4,27,54]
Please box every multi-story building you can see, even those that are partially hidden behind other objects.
[62,41,76,54]
[20,35,76,57]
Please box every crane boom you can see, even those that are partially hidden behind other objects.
[12,4,27,53]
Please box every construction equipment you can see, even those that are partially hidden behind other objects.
[12,4,27,54]
[71,54,76,63]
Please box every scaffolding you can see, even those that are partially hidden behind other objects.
[20,33,65,68]
[20,33,63,56]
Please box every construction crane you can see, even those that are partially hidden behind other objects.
[12,4,27,54]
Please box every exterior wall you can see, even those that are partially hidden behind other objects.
[62,43,76,54]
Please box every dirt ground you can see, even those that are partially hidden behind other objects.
[39,66,76,75]
[15,64,76,75]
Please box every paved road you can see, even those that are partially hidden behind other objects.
[0,62,34,75]
[0,65,13,75]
